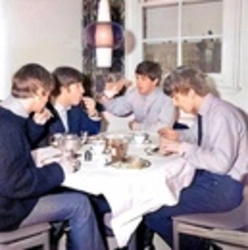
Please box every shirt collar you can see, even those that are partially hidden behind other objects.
[53,101,71,114]
[198,93,215,116]
[144,87,160,102]
[1,96,29,118]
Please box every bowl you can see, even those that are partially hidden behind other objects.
[132,132,149,144]
[60,134,82,152]
[89,138,106,154]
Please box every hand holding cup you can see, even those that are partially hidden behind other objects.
[158,127,179,141]
[59,152,81,173]
[159,137,180,155]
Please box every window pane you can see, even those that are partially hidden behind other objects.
[182,0,223,37]
[143,4,178,39]
[143,43,177,73]
[182,38,222,73]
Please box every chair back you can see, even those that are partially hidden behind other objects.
[242,173,248,227]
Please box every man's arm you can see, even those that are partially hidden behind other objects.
[25,116,47,148]
[180,111,245,174]
[76,107,101,135]
[0,124,64,199]
[100,90,134,117]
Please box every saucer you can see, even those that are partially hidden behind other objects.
[108,156,151,170]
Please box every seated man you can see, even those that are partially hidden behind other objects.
[0,63,105,250]
[99,60,177,132]
[28,66,101,147]
[143,66,248,249]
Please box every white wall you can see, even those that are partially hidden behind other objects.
[0,0,82,100]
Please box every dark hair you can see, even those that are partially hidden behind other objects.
[52,66,83,97]
[135,61,162,83]
[163,66,210,97]
[82,74,94,97]
[11,63,53,98]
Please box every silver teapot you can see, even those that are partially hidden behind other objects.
[60,134,82,152]
[50,133,87,152]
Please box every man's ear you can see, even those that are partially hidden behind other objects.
[32,89,41,100]
[188,88,196,98]
[153,78,159,86]
[34,88,43,99]
[60,85,69,94]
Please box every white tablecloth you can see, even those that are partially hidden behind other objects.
[33,144,195,247]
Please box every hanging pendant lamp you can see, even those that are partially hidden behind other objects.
[85,0,123,68]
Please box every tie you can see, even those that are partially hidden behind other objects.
[197,114,203,146]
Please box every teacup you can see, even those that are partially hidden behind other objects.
[49,133,63,148]
[91,139,106,154]
[133,132,149,144]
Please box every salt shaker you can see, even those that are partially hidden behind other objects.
[84,149,92,161]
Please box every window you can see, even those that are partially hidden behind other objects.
[128,0,244,94]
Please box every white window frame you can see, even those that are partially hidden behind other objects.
[125,0,244,95]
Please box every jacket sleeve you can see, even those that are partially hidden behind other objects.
[103,90,133,117]
[0,123,64,199]
[79,108,101,135]
[25,116,46,148]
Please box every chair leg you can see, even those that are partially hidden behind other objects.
[173,220,180,250]
[128,232,137,250]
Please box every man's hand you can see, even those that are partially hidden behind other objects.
[128,120,141,130]
[159,137,180,154]
[82,97,98,117]
[33,108,53,125]
[59,154,81,174]
[104,79,132,98]
[158,127,179,141]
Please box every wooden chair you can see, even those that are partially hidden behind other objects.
[172,176,248,250]
[0,223,51,250]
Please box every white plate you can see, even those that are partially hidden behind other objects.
[109,156,151,170]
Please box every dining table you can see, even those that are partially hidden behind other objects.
[32,132,195,247]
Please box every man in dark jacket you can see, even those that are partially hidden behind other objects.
[0,63,105,250]
[28,66,101,147]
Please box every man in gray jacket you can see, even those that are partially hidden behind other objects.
[100,61,177,132]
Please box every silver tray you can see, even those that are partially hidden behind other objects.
[109,156,151,170]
